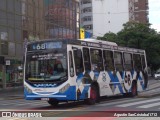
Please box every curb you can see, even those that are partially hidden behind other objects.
[138,92,160,98]
[0,96,24,101]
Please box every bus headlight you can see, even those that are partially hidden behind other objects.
[24,85,32,94]
[59,83,70,93]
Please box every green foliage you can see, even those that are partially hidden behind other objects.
[97,32,117,43]
[97,21,160,70]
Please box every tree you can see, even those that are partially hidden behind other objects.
[97,32,117,43]
[97,21,160,70]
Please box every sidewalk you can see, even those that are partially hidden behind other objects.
[0,86,24,100]
[138,78,160,97]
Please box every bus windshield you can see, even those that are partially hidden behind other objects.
[25,51,67,83]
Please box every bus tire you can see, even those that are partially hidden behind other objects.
[86,85,99,105]
[48,99,59,107]
[131,81,137,97]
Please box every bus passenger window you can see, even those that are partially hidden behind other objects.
[114,52,123,71]
[90,49,103,71]
[141,55,146,70]
[69,51,74,77]
[103,50,114,71]
[83,48,91,71]
[133,54,142,71]
[124,53,133,71]
[73,49,84,75]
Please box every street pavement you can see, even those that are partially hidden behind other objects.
[0,86,24,100]
[0,77,160,100]
[138,77,160,97]
[0,78,160,120]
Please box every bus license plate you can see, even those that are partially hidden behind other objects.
[41,98,49,101]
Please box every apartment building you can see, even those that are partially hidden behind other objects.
[80,0,149,37]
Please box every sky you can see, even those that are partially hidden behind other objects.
[149,0,160,32]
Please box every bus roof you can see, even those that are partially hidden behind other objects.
[78,38,118,46]
[26,39,145,54]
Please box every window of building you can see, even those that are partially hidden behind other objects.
[15,15,22,28]
[83,25,93,30]
[82,7,92,13]
[81,0,91,4]
[0,27,8,41]
[1,41,8,55]
[15,29,22,41]
[0,11,7,25]
[114,52,123,71]
[8,42,15,56]
[103,50,114,71]
[15,0,21,14]
[8,13,15,28]
[83,48,91,71]
[83,16,92,22]
[0,0,6,10]
[135,6,138,10]
[90,49,103,71]
[135,14,139,18]
[124,53,133,70]
[16,43,23,57]
[7,0,14,12]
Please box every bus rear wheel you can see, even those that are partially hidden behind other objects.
[48,99,59,107]
[86,85,99,105]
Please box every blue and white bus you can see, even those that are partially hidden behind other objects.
[24,39,148,106]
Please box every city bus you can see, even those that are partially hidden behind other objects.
[23,39,148,106]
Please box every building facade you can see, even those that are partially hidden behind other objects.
[0,0,80,89]
[129,0,149,23]
[0,0,23,89]
[80,0,149,37]
[23,0,80,41]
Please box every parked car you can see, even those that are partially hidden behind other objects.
[154,72,160,80]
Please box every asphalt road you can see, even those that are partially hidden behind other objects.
[1,95,160,117]
[1,78,160,119]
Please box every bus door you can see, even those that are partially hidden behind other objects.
[72,46,88,100]
[68,46,75,79]
[141,54,148,89]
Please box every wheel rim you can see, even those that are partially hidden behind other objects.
[90,87,96,100]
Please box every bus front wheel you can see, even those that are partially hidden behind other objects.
[48,99,59,107]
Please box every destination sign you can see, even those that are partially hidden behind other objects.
[28,42,62,51]
[31,53,63,60]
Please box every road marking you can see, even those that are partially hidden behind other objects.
[42,111,63,117]
[13,102,48,106]
[0,101,47,106]
[95,97,143,107]
[117,98,160,107]
[138,102,160,108]
[68,106,86,111]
